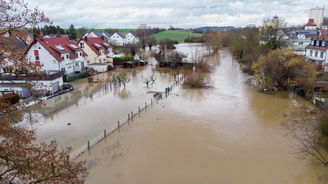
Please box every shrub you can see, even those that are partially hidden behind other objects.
[194,59,212,73]
[64,72,90,82]
[252,49,316,92]
[113,55,134,62]
[183,73,211,88]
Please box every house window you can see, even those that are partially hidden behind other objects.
[66,55,69,59]
[80,52,82,56]
[315,51,318,57]
[299,42,303,45]
[320,52,324,58]
[310,50,313,56]
[80,43,84,48]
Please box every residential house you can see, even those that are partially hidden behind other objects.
[78,37,114,72]
[305,19,317,30]
[0,36,28,73]
[288,29,318,55]
[25,37,86,75]
[322,17,328,30]
[125,32,139,44]
[109,32,126,46]
[305,35,328,70]
[0,37,65,98]
[84,31,112,43]
[0,73,64,98]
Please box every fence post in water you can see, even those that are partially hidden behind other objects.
[104,130,106,138]
[118,120,120,128]
[138,106,141,115]
[87,141,90,150]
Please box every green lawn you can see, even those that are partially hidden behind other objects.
[152,30,202,43]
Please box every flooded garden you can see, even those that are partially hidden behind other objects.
[25,44,326,183]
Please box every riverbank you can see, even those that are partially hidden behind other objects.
[78,48,323,183]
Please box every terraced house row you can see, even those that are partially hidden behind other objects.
[0,31,139,98]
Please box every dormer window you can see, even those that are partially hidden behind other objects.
[66,54,69,59]
[80,42,84,48]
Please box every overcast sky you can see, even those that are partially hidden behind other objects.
[28,0,328,29]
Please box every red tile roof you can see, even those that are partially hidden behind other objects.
[306,46,327,51]
[312,35,328,40]
[320,29,328,36]
[305,19,317,27]
[26,37,86,62]
[78,37,113,56]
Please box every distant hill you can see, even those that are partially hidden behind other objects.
[194,26,235,32]
[152,30,202,43]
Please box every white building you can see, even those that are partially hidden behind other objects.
[84,31,112,43]
[305,35,328,70]
[322,18,328,30]
[0,73,64,98]
[26,37,86,75]
[288,30,318,55]
[109,32,127,46]
[305,19,318,30]
[125,32,139,44]
[310,7,325,28]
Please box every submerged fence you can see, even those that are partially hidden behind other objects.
[70,75,184,159]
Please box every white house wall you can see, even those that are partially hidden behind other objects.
[27,42,86,75]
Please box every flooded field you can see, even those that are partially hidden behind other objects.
[27,60,177,150]
[77,46,325,184]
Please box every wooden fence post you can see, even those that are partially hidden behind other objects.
[87,141,90,150]
[118,120,120,128]
[104,130,106,138]
[138,106,141,115]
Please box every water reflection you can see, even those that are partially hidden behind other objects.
[77,45,322,184]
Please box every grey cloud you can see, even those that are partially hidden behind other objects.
[28,0,328,28]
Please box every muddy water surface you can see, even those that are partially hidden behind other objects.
[78,48,323,184]
[28,62,176,149]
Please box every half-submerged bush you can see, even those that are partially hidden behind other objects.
[194,59,212,73]
[252,49,316,92]
[183,73,211,88]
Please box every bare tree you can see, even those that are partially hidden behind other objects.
[288,107,328,181]
[203,30,224,55]
[142,71,156,87]
[0,0,87,183]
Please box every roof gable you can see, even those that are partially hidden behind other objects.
[27,37,83,62]
[79,37,113,56]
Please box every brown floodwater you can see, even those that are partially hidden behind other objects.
[77,45,326,184]
[25,58,177,150]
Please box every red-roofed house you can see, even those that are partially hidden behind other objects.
[305,35,328,70]
[78,37,114,72]
[305,19,317,30]
[26,37,86,74]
